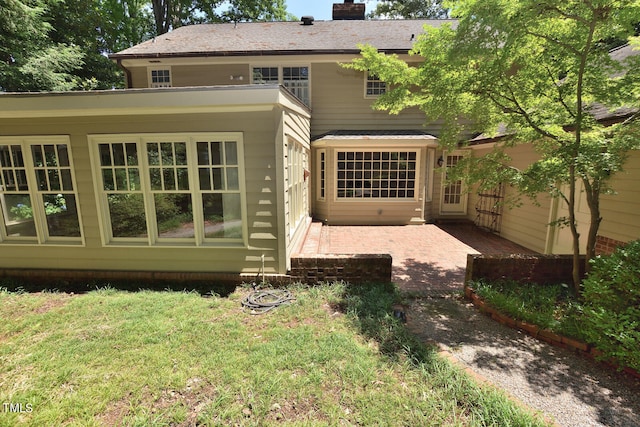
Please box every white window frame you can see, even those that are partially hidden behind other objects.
[439,150,469,215]
[251,64,311,106]
[335,150,419,200]
[148,67,172,88]
[0,136,84,245]
[287,138,307,234]
[365,71,386,98]
[89,133,247,247]
[317,149,326,201]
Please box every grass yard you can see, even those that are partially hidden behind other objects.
[0,282,549,426]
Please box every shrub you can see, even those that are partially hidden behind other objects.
[581,240,640,371]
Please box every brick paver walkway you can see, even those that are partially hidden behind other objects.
[299,223,536,295]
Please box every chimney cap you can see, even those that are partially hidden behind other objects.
[301,16,315,25]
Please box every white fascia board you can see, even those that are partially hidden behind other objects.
[117,53,417,68]
[311,138,438,148]
[0,86,309,119]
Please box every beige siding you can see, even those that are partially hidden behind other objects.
[309,63,436,137]
[599,149,640,243]
[283,110,312,264]
[467,144,552,254]
[128,67,149,88]
[0,110,291,274]
[173,64,251,87]
[127,64,252,88]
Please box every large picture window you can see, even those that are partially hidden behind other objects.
[91,133,245,245]
[0,137,82,244]
[252,65,310,106]
[337,151,417,199]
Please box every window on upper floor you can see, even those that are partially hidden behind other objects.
[252,66,310,106]
[365,71,386,98]
[149,68,172,88]
[90,133,246,246]
[0,137,82,244]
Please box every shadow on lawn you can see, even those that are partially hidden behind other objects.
[338,281,441,365]
[0,276,237,297]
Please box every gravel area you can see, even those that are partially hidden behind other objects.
[406,294,640,427]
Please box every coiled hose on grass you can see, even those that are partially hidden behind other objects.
[241,289,295,314]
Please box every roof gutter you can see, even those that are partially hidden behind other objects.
[109,48,412,61]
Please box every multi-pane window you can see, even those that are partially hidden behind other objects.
[197,140,243,239]
[282,67,310,105]
[147,141,192,239]
[98,142,147,238]
[337,151,417,199]
[443,154,464,205]
[149,68,171,88]
[252,66,310,105]
[0,137,82,243]
[252,67,279,84]
[366,71,386,97]
[92,133,245,245]
[318,150,326,201]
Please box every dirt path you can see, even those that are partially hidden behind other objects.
[407,295,640,427]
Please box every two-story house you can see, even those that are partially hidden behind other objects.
[0,2,457,280]
[0,1,637,283]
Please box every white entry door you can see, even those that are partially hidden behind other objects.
[440,152,468,214]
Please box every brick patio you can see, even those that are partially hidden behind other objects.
[298,222,536,295]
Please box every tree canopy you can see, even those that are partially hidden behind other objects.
[0,0,291,91]
[347,0,640,290]
[369,0,450,19]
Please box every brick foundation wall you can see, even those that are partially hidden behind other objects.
[0,254,392,292]
[290,254,392,284]
[595,235,626,256]
[465,254,586,285]
[0,268,294,294]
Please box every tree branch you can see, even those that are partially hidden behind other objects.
[545,66,576,119]
[523,30,581,55]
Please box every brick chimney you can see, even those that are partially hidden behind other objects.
[332,0,365,20]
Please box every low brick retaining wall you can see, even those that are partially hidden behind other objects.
[290,254,392,284]
[465,254,586,285]
[464,285,640,380]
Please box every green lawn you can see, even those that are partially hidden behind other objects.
[0,283,549,426]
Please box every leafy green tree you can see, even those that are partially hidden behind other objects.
[369,0,450,19]
[150,0,289,35]
[346,0,640,292]
[99,0,155,53]
[0,0,86,91]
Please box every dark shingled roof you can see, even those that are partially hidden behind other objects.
[110,19,457,59]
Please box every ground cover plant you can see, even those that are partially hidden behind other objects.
[471,240,640,372]
[470,280,585,340]
[0,282,549,426]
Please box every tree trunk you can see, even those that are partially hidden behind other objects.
[583,177,602,274]
[568,165,581,294]
[151,0,170,35]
